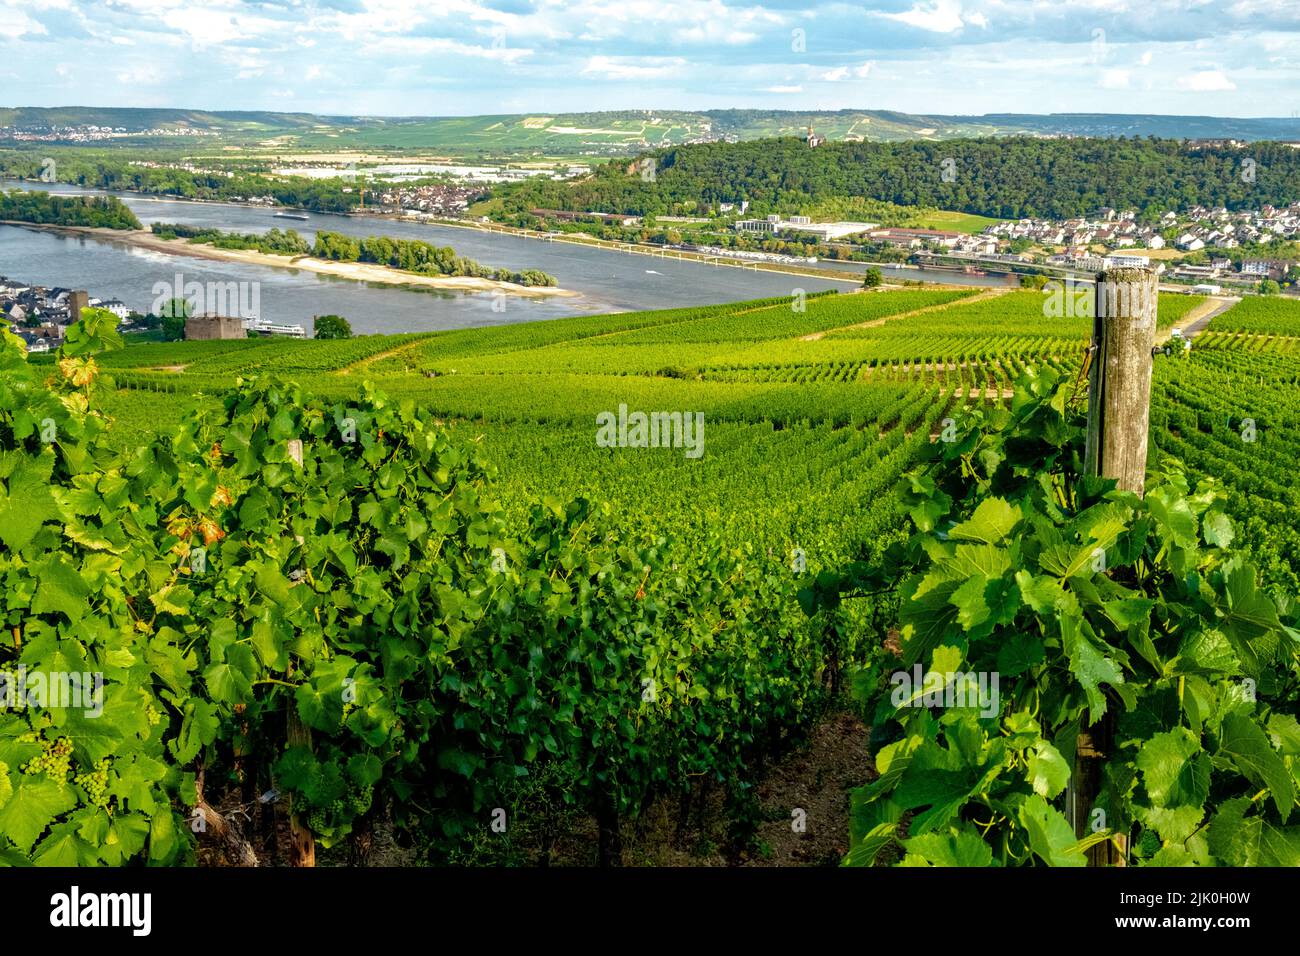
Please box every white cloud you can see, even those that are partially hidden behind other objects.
[0,5,48,38]
[673,23,759,45]
[765,85,803,93]
[581,55,689,80]
[1140,50,1153,65]
[821,61,873,82]
[877,0,966,34]
[1099,68,1130,88]
[362,36,533,63]
[1177,69,1236,91]
[160,8,243,45]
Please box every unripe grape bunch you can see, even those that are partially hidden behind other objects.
[21,736,73,779]
[74,758,112,807]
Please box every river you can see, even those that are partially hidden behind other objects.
[0,180,1007,335]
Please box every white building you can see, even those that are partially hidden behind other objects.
[1103,253,1152,268]
[734,218,879,241]
[782,220,879,240]
[1241,259,1276,277]
[92,298,131,320]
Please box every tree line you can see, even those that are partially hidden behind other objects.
[312,231,556,286]
[151,222,312,255]
[0,189,142,229]
[0,150,362,213]
[495,136,1300,222]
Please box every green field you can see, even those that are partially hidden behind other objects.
[88,283,1300,634]
[6,284,1300,869]
[1206,294,1300,335]
[910,210,1002,233]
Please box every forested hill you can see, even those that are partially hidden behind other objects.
[497,136,1300,221]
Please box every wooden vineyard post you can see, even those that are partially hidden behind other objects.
[1083,268,1159,497]
[1071,266,1159,866]
[284,438,316,867]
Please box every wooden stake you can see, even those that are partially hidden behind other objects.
[1071,266,1158,866]
[1084,267,1159,496]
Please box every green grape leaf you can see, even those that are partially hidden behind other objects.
[1061,616,1124,723]
[0,777,77,852]
[1218,713,1295,823]
[1136,727,1202,807]
[997,633,1045,677]
[30,556,91,623]
[948,497,1019,545]
[1017,793,1087,867]
[1267,714,1300,756]
[1027,741,1071,798]
[171,699,219,764]
[901,827,993,866]
[0,454,58,551]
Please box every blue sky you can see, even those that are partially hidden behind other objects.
[2,0,1298,117]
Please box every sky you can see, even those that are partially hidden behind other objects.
[2,0,1299,118]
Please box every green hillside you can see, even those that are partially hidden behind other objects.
[7,107,1300,157]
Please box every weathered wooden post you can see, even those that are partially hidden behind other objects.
[1083,268,1158,495]
[1071,266,1159,865]
[284,437,316,867]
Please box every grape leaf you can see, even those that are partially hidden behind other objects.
[0,777,77,852]
[0,454,58,551]
[1218,713,1295,823]
[902,827,993,866]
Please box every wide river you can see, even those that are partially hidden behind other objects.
[0,180,1006,335]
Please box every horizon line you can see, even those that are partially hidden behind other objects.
[3,104,1299,124]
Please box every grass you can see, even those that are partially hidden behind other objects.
[911,210,1002,234]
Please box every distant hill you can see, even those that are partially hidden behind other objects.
[493,136,1300,223]
[4,106,1300,154]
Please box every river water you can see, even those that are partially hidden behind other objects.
[0,180,1005,335]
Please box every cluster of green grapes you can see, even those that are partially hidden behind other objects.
[73,758,112,807]
[306,786,374,833]
[307,802,343,833]
[349,784,373,816]
[21,736,72,778]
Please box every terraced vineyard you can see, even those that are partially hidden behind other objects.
[8,284,1299,869]
[94,286,1290,586]
[79,289,1293,580]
